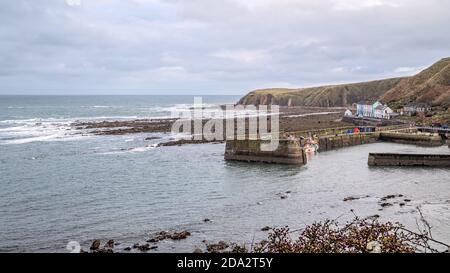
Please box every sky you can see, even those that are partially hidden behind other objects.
[0,0,449,95]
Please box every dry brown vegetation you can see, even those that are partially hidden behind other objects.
[204,213,450,253]
[382,57,450,107]
[238,57,450,108]
[238,78,404,107]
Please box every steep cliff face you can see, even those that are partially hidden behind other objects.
[381,58,450,107]
[238,57,450,108]
[238,78,404,107]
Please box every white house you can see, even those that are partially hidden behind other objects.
[374,105,393,119]
[344,109,353,117]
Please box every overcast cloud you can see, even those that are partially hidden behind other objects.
[0,0,449,95]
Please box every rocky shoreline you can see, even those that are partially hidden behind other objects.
[85,230,192,253]
[73,118,179,136]
[72,107,349,146]
[80,191,448,254]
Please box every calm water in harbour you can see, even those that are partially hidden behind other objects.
[1,96,450,252]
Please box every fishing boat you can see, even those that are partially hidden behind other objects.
[303,137,319,153]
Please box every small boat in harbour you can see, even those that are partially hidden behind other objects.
[303,137,319,153]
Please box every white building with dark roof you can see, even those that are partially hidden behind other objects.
[344,109,353,117]
[374,104,393,119]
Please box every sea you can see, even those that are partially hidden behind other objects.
[1,95,450,252]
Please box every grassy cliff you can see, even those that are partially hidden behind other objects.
[381,57,450,107]
[238,57,450,108]
[238,78,404,107]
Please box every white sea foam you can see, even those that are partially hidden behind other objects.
[6,106,26,109]
[0,113,173,145]
[98,144,159,155]
[0,102,265,145]
[80,105,119,109]
[130,144,158,152]
[0,117,88,145]
[158,103,272,120]
[93,105,111,108]
[1,129,92,144]
[4,134,66,145]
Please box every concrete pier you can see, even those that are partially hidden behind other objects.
[224,128,448,165]
[378,132,443,147]
[368,153,450,167]
[224,139,307,165]
[317,133,378,152]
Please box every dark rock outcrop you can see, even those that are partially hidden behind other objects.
[90,240,101,251]
[147,230,192,243]
[104,240,114,249]
[206,241,229,253]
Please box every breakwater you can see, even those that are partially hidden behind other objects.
[368,153,450,167]
[378,132,443,147]
[224,139,307,164]
[224,133,377,164]
[224,128,446,165]
[316,133,379,152]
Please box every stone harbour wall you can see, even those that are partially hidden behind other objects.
[368,153,450,167]
[224,139,307,165]
[378,132,443,147]
[317,133,379,152]
[224,130,447,165]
